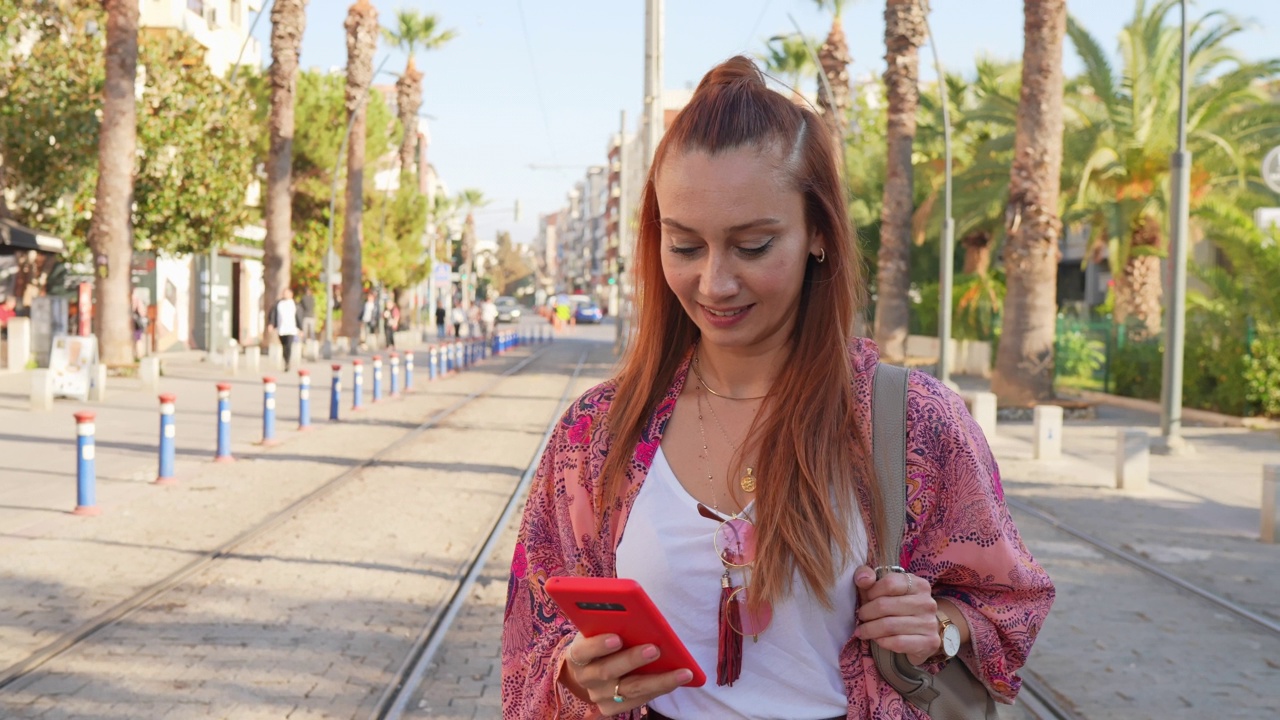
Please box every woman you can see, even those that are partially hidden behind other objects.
[502,56,1053,719]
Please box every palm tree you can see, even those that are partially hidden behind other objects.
[991,0,1068,406]
[383,9,457,181]
[263,0,308,340]
[812,0,854,149]
[1067,0,1280,339]
[88,0,140,365]
[760,33,817,103]
[340,0,379,346]
[874,0,925,361]
[455,188,486,305]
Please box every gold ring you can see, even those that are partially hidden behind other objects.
[612,681,625,703]
[906,573,915,594]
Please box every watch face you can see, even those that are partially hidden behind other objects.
[942,625,962,657]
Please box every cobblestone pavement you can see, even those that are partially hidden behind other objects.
[406,386,1280,720]
[0,321,610,719]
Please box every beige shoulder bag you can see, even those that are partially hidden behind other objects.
[871,363,998,720]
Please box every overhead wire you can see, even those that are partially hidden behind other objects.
[515,0,561,169]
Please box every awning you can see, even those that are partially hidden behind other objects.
[0,217,66,254]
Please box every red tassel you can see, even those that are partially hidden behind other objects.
[717,578,743,686]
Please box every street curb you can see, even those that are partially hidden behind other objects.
[1064,389,1280,431]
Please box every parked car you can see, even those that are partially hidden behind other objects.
[495,296,521,324]
[573,302,603,324]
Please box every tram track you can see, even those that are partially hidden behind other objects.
[370,349,588,720]
[0,342,564,694]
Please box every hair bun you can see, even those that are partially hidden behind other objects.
[695,55,767,94]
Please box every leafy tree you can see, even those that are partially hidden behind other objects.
[759,33,817,101]
[488,231,532,297]
[364,183,430,292]
[340,0,381,343]
[1066,0,1280,338]
[382,8,457,179]
[263,0,308,329]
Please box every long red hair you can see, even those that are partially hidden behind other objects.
[602,56,885,608]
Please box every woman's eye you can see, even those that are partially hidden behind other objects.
[739,238,775,257]
[667,244,699,256]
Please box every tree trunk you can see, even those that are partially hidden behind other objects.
[992,0,1067,406]
[874,0,925,361]
[815,16,852,154]
[961,231,993,275]
[89,0,139,367]
[264,0,307,344]
[340,0,378,345]
[1113,216,1163,340]
[396,57,423,180]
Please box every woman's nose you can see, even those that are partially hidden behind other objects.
[699,252,739,300]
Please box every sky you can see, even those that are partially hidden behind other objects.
[250,1,1280,246]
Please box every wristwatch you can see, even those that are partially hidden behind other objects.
[936,609,961,659]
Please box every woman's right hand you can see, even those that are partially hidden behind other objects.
[559,632,695,716]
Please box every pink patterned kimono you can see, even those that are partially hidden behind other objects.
[502,339,1054,719]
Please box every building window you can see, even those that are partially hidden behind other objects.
[187,0,204,15]
[231,0,242,26]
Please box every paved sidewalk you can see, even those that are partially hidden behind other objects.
[409,377,1280,719]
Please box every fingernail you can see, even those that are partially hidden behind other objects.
[642,645,660,660]
[677,669,694,683]
[605,636,622,650]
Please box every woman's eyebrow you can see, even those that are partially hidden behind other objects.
[659,217,782,234]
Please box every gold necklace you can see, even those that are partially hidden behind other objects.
[703,392,758,493]
[694,383,722,511]
[696,381,752,491]
[692,355,769,401]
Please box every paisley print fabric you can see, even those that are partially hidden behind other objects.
[501,339,1054,719]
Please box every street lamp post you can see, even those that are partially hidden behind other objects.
[918,1,956,387]
[1156,0,1193,455]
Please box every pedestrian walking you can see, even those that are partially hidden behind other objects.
[383,301,400,348]
[467,303,481,339]
[131,293,149,358]
[0,295,15,342]
[501,57,1054,719]
[451,304,466,338]
[481,296,498,340]
[299,288,317,341]
[268,288,300,371]
[361,292,377,347]
[436,303,447,339]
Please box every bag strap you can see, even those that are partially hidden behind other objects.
[871,361,909,565]
[869,362,940,705]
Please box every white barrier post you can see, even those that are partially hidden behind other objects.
[1032,405,1063,461]
[1262,465,1279,544]
[30,369,53,411]
[88,364,107,402]
[139,357,161,391]
[1115,428,1150,491]
[969,392,997,440]
[6,317,31,370]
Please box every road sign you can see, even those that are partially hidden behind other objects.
[1264,146,1280,194]
[432,262,452,289]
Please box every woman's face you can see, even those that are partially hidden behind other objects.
[656,145,822,354]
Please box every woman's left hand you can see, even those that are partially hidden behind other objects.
[852,564,941,666]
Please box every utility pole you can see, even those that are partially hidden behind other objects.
[919,1,955,387]
[1156,0,1193,455]
[643,0,664,174]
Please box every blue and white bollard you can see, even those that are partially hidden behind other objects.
[372,356,384,402]
[329,364,342,421]
[260,377,279,446]
[73,411,100,515]
[155,394,177,485]
[352,359,364,411]
[404,351,414,392]
[428,347,439,380]
[215,383,234,463]
[442,344,451,374]
[298,369,312,431]
[389,353,400,397]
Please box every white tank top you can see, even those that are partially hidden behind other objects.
[615,447,864,719]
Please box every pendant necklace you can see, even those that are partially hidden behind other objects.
[702,390,758,493]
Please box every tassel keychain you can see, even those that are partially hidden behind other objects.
[717,569,743,686]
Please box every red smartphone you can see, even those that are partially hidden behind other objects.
[545,576,707,687]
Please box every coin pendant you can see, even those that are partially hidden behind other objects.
[741,467,756,493]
